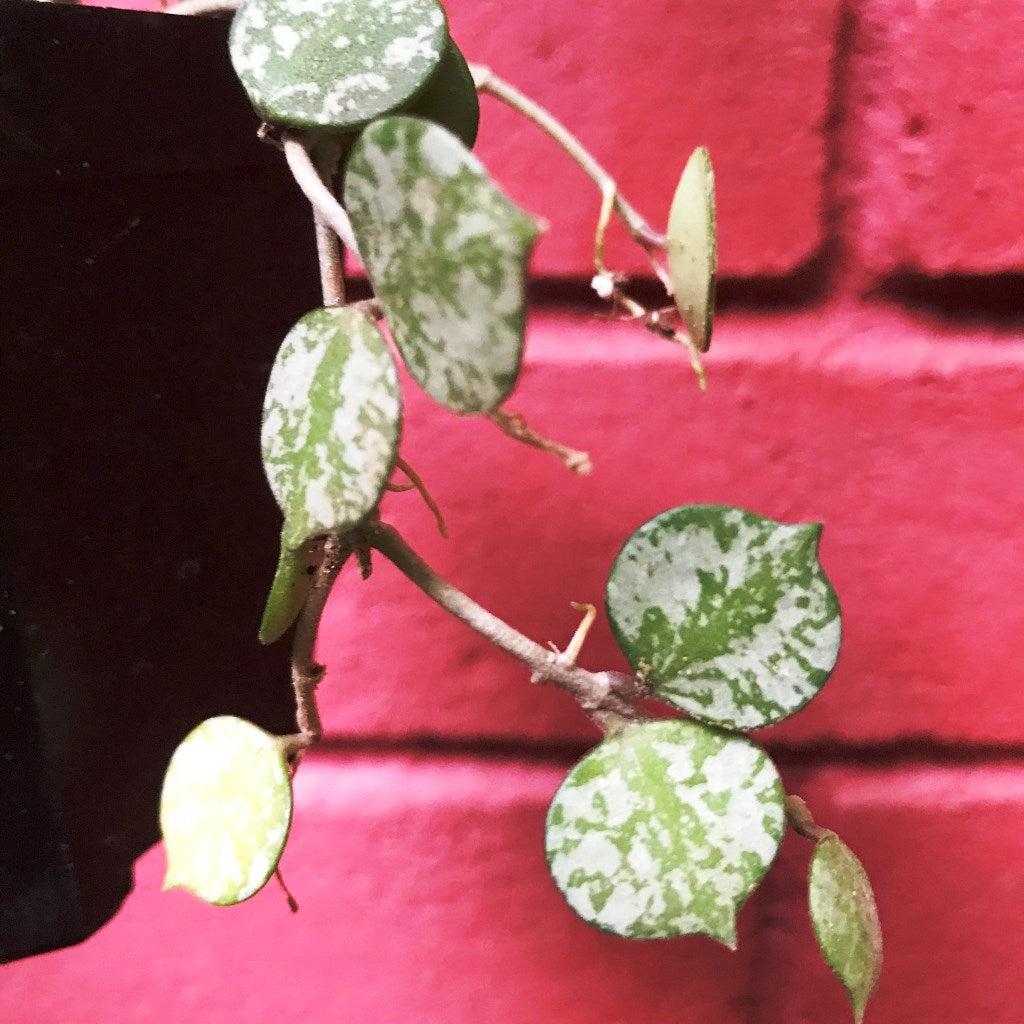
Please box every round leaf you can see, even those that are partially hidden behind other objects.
[345,116,541,414]
[229,0,447,133]
[258,537,322,645]
[403,35,479,150]
[545,719,784,947]
[606,505,841,730]
[810,835,883,1023]
[261,306,401,551]
[161,716,293,905]
[666,146,716,353]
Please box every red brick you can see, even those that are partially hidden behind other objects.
[444,0,839,277]
[757,764,1024,1024]
[847,0,1024,274]
[0,755,755,1023]
[316,307,1024,747]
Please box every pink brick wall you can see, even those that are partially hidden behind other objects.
[12,1,1024,1022]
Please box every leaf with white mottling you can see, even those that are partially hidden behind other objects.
[261,306,401,551]
[345,116,541,414]
[258,537,322,645]
[229,0,447,133]
[606,505,841,730]
[161,716,292,905]
[545,719,784,947]
[810,835,883,1023]
[666,147,716,352]
[403,35,479,150]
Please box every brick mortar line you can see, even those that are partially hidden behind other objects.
[307,735,1024,770]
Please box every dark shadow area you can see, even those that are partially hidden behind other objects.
[1,2,319,961]
[871,272,1024,329]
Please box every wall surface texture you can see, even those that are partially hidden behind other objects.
[5,0,1024,1022]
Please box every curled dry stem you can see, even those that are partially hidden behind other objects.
[364,521,646,732]
[785,794,836,844]
[471,65,666,255]
[393,456,449,538]
[488,408,593,476]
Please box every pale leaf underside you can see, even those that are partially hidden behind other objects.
[666,146,716,353]
[809,835,883,1022]
[161,716,292,905]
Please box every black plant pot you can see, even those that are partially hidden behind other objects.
[0,1,319,961]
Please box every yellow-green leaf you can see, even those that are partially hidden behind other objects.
[161,716,292,905]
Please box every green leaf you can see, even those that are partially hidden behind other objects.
[161,716,292,905]
[229,0,448,133]
[605,505,841,730]
[545,719,784,947]
[261,306,401,551]
[345,116,541,414]
[809,835,883,1022]
[666,146,716,353]
[403,35,480,150]
[258,537,322,645]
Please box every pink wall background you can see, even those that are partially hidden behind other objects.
[6,0,1024,1021]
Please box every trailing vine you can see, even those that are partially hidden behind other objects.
[158,0,883,1018]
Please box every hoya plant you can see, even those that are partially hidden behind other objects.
[160,0,883,1018]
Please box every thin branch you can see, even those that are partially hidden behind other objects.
[290,533,351,749]
[315,215,346,308]
[470,65,667,253]
[165,0,238,15]
[785,795,835,844]
[364,521,644,731]
[559,602,597,669]
[488,408,593,476]
[282,134,361,256]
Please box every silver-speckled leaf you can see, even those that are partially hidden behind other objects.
[229,0,447,133]
[345,116,542,414]
[666,147,716,352]
[545,719,784,947]
[161,716,292,905]
[258,537,323,645]
[261,306,401,551]
[810,835,883,1023]
[404,35,479,150]
[606,505,841,730]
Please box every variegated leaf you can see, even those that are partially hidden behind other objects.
[261,306,401,551]
[258,537,323,645]
[666,146,716,352]
[606,505,841,730]
[403,35,479,150]
[345,116,541,414]
[229,0,447,133]
[810,835,883,1023]
[161,716,292,905]
[545,719,784,947]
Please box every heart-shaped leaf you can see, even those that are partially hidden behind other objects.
[261,306,401,552]
[345,116,541,414]
[545,719,784,947]
[229,0,447,133]
[403,35,479,150]
[258,537,323,645]
[666,146,716,353]
[606,505,841,730]
[161,716,292,905]
[810,835,883,1023]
